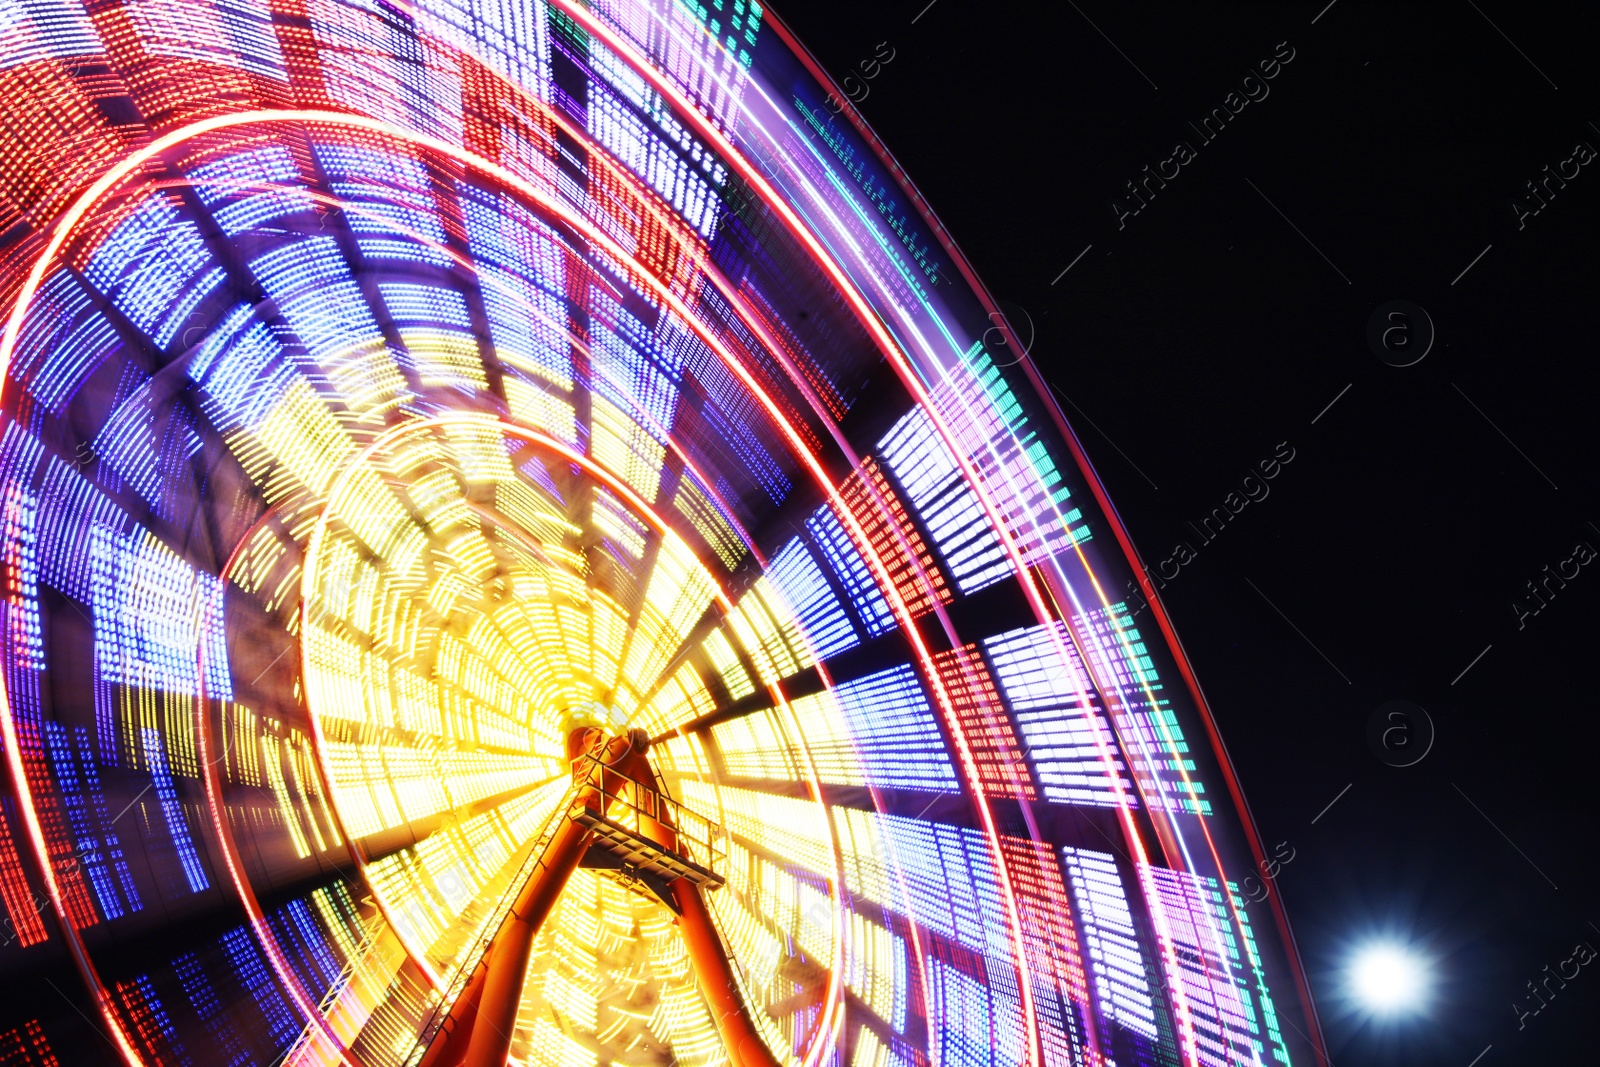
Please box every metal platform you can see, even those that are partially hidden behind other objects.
[568,751,726,910]
[574,808,724,889]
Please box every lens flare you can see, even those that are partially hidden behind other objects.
[1350,943,1431,1013]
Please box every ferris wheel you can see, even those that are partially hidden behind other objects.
[0,1,1326,1066]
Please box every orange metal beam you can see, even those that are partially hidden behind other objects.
[607,742,786,1067]
[672,877,785,1067]
[420,728,633,1067]
[422,729,787,1067]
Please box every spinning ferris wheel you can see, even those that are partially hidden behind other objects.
[0,0,1326,1065]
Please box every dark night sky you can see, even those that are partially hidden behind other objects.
[771,2,1599,1064]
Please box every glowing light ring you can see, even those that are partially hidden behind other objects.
[3,109,1216,1067]
[0,3,1328,1064]
[295,412,847,1059]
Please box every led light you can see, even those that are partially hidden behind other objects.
[0,0,1326,1062]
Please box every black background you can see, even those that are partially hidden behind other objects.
[775,2,1598,1064]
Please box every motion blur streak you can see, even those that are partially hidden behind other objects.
[0,0,1327,1065]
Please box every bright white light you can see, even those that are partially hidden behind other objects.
[1349,943,1429,1013]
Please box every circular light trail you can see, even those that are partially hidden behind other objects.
[0,2,1329,1066]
